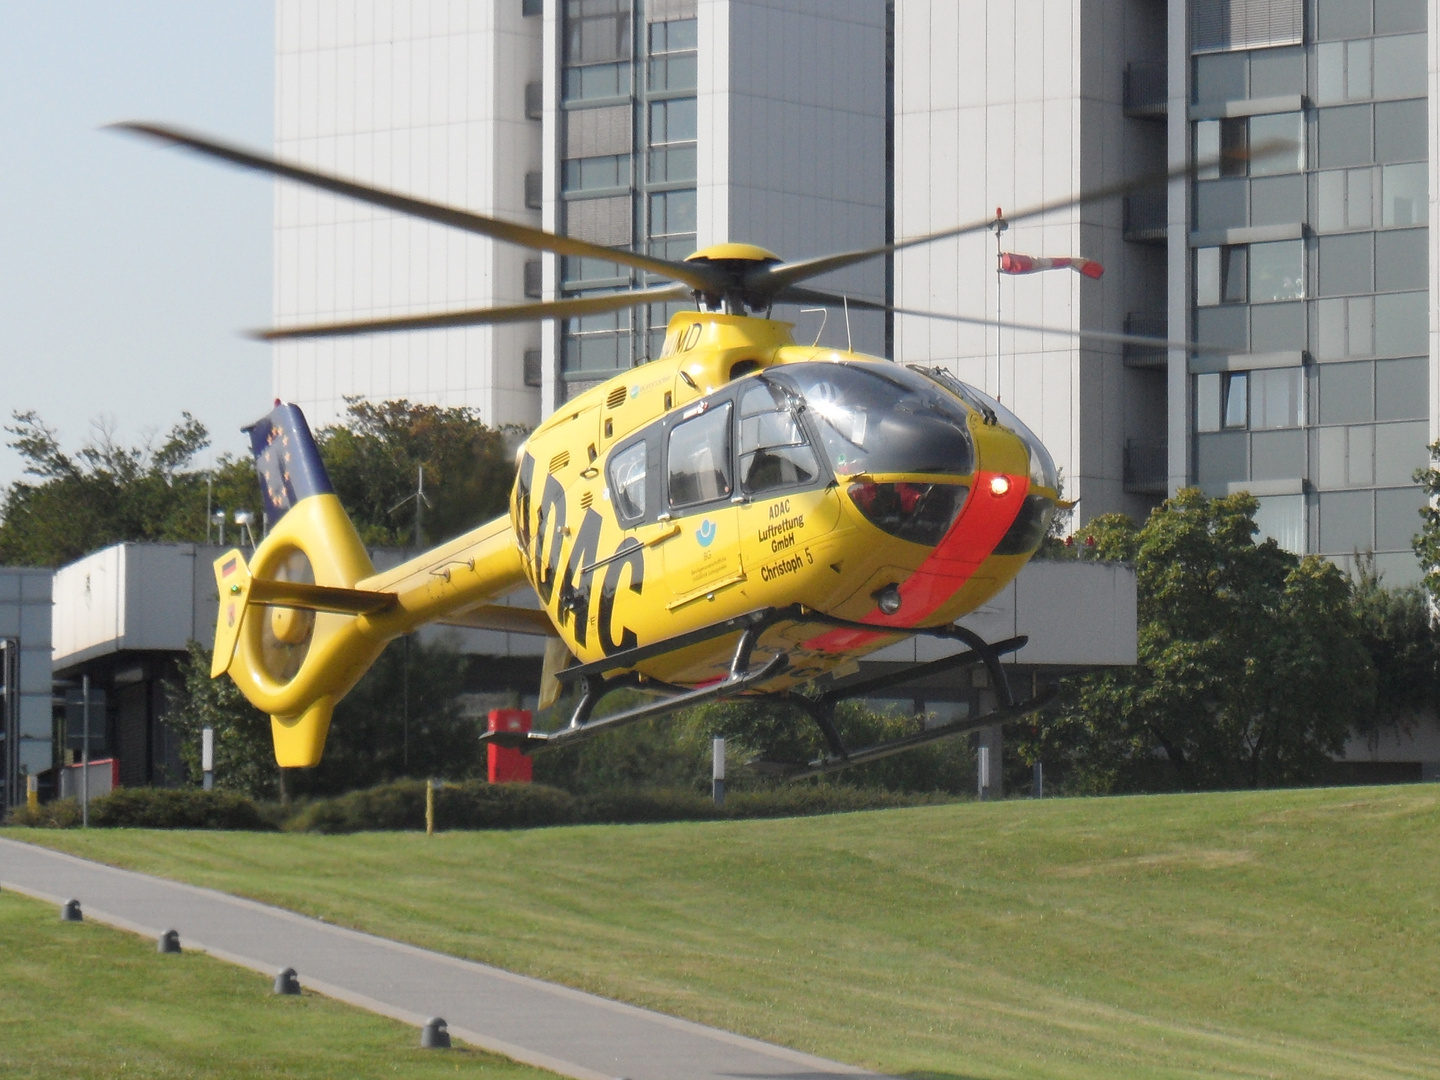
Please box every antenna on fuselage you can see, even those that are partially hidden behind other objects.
[800,307,828,348]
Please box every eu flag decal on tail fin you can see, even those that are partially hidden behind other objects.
[245,402,334,528]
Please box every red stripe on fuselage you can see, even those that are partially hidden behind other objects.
[801,472,1029,653]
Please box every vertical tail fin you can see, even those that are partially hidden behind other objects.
[246,401,335,529]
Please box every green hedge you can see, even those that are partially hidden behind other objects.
[285,779,956,833]
[4,780,958,833]
[4,788,278,830]
[284,779,578,834]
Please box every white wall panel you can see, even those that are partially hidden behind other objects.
[896,0,1161,522]
[276,0,542,429]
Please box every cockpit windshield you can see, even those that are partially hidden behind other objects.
[912,367,1059,494]
[773,363,975,477]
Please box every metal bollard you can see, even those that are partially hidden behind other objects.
[273,967,301,995]
[157,929,182,954]
[712,737,725,806]
[420,1017,451,1048]
[60,898,82,922]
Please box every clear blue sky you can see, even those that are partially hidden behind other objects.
[0,2,273,488]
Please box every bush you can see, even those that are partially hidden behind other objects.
[89,788,275,830]
[281,777,959,833]
[4,789,273,830]
[4,797,82,828]
[283,779,579,834]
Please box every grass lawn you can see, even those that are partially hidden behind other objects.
[14,785,1440,1080]
[0,888,559,1080]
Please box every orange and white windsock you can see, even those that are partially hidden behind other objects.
[999,252,1104,279]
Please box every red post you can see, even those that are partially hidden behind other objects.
[487,709,533,783]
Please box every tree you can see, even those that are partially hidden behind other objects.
[1412,439,1440,601]
[1351,556,1435,744]
[318,399,518,548]
[1016,490,1376,793]
[286,635,478,798]
[0,399,520,567]
[0,412,260,567]
[162,641,279,800]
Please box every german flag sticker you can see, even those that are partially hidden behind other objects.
[222,557,238,577]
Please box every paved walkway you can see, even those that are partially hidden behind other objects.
[0,837,885,1080]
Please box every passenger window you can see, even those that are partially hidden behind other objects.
[738,381,819,494]
[608,440,648,522]
[667,402,733,507]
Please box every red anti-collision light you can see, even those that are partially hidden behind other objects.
[989,475,1011,497]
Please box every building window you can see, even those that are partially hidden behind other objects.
[1249,239,1303,301]
[562,154,632,192]
[1196,367,1302,433]
[1197,246,1247,305]
[649,189,696,237]
[564,0,632,66]
[649,97,697,144]
[1381,162,1427,225]
[647,17,697,92]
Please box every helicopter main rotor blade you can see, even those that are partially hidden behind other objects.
[748,140,1294,302]
[111,122,727,296]
[777,286,1221,354]
[255,284,693,341]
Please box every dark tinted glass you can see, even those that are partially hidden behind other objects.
[1375,0,1425,33]
[1376,99,1426,163]
[1375,228,1427,292]
[1194,51,1247,102]
[1250,47,1304,97]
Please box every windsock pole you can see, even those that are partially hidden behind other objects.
[991,208,1008,402]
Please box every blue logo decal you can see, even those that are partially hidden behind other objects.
[696,519,717,547]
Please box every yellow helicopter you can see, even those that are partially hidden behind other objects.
[118,123,1200,779]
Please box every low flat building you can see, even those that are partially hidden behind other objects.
[0,568,54,811]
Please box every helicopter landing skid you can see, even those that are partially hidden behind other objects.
[748,631,1058,781]
[478,615,789,755]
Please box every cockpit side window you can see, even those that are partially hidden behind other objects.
[667,402,733,508]
[607,439,649,523]
[738,381,820,495]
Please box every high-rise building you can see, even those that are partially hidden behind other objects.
[1175,0,1429,583]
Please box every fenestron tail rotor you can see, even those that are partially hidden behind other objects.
[258,548,316,683]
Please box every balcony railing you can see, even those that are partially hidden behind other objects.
[1123,62,1167,119]
[1124,311,1168,368]
[1123,439,1168,495]
[1123,187,1167,243]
